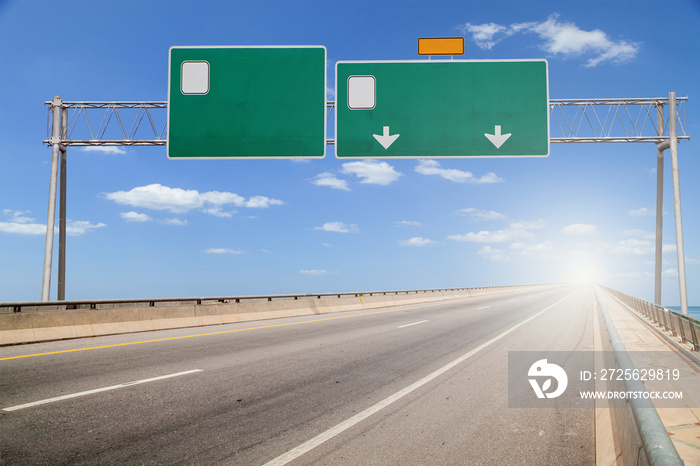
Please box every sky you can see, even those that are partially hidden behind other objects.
[0,0,698,306]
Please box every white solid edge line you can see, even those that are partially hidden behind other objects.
[3,369,203,412]
[263,293,573,466]
[477,306,491,310]
[397,320,429,328]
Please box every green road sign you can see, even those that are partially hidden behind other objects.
[335,60,549,158]
[168,46,326,159]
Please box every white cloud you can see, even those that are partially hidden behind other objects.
[560,223,598,236]
[615,271,652,281]
[511,241,557,260]
[628,207,653,217]
[448,219,543,243]
[105,184,208,213]
[244,196,285,209]
[104,184,283,215]
[399,237,436,247]
[204,248,244,254]
[477,246,512,263]
[199,191,246,207]
[611,238,653,255]
[457,22,510,49]
[65,220,106,236]
[461,15,639,67]
[473,235,555,263]
[299,269,331,276]
[2,209,35,224]
[202,207,234,218]
[609,238,676,256]
[0,221,46,235]
[415,160,502,184]
[0,210,42,234]
[449,229,518,243]
[510,219,546,230]
[662,268,678,277]
[312,172,350,191]
[456,208,507,221]
[119,211,187,225]
[314,221,359,234]
[513,15,639,67]
[120,211,152,222]
[81,146,126,155]
[448,227,535,243]
[162,218,187,226]
[341,160,402,186]
[450,217,556,263]
[395,220,422,227]
[0,210,105,236]
[622,229,655,240]
[1,210,46,235]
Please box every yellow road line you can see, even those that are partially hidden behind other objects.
[1,297,478,361]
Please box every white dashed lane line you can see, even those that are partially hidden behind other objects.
[3,369,203,412]
[397,320,429,329]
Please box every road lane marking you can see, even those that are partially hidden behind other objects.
[477,306,491,310]
[263,293,573,466]
[398,320,428,328]
[1,298,482,361]
[2,369,202,412]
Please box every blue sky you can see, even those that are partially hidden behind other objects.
[0,0,698,305]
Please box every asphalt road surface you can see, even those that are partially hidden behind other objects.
[1,284,595,465]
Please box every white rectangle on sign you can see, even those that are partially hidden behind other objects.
[347,75,375,109]
[181,61,210,95]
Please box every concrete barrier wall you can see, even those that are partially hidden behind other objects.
[0,286,530,346]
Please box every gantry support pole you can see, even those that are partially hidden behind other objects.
[668,92,689,315]
[654,104,664,305]
[58,107,68,300]
[41,96,62,301]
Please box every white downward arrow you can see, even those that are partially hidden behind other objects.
[484,125,512,149]
[373,126,400,150]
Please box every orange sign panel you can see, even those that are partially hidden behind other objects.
[418,37,464,56]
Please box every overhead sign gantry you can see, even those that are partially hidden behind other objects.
[40,39,690,316]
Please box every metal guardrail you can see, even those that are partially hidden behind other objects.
[601,285,700,351]
[595,287,684,466]
[0,286,520,314]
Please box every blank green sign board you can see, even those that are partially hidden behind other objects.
[168,46,326,158]
[335,60,549,158]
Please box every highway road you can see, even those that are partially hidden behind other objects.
[1,285,595,465]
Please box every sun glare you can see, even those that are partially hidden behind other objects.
[568,260,601,285]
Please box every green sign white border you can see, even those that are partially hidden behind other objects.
[167,45,328,160]
[334,59,550,159]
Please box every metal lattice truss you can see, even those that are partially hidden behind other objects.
[549,97,688,143]
[45,101,168,146]
[45,97,688,147]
